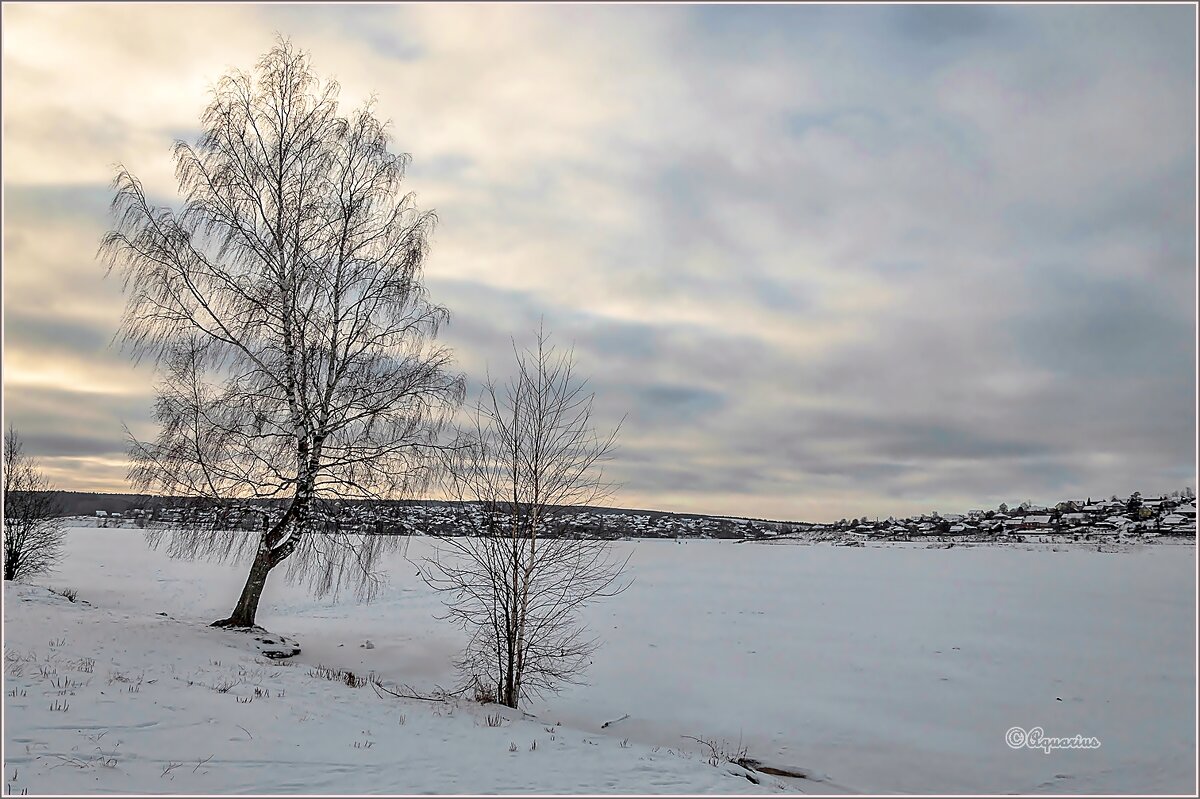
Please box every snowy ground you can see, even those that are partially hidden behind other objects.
[3,528,1196,794]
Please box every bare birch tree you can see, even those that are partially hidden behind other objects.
[3,427,67,582]
[420,328,627,709]
[100,40,464,628]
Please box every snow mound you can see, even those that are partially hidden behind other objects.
[211,625,302,660]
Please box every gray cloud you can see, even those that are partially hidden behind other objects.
[5,307,116,357]
[4,183,115,222]
[888,5,1010,47]
[1014,275,1193,377]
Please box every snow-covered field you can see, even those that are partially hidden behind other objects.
[3,528,1196,795]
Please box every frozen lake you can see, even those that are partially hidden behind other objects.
[8,528,1196,794]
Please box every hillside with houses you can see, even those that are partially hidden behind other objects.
[769,491,1197,545]
[72,489,1197,545]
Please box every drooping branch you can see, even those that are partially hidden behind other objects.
[102,38,465,619]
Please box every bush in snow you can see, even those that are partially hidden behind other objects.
[3,426,66,582]
[421,328,628,710]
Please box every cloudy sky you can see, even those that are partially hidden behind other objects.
[2,3,1196,521]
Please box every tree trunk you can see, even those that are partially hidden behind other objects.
[502,626,517,708]
[212,504,303,628]
[4,532,22,580]
[213,544,273,628]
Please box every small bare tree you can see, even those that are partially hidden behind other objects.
[100,40,464,628]
[421,328,627,709]
[3,427,66,582]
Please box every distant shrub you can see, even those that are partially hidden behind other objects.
[4,428,67,582]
